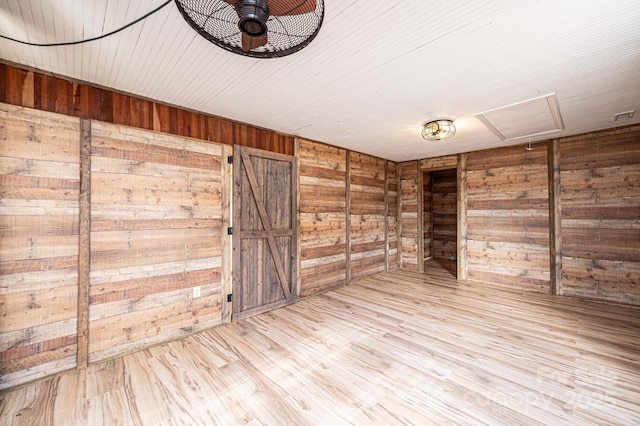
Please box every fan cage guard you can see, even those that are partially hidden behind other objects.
[175,0,325,58]
[422,120,456,141]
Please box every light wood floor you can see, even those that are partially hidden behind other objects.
[2,261,639,425]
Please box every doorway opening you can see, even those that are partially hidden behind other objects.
[423,168,458,278]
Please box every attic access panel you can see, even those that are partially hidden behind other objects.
[476,94,564,141]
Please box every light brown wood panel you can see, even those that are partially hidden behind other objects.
[88,121,226,363]
[465,142,550,292]
[466,143,549,170]
[0,104,80,389]
[558,125,640,304]
[297,139,348,296]
[420,154,457,171]
[560,127,640,169]
[349,152,387,279]
[2,263,639,425]
[399,161,420,271]
[386,161,399,270]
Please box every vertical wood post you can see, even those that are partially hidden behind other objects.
[429,172,435,260]
[221,145,233,323]
[231,149,241,317]
[457,154,467,280]
[397,164,401,270]
[294,138,302,296]
[417,162,425,273]
[396,163,403,270]
[290,150,299,297]
[77,119,91,369]
[345,150,351,284]
[548,139,562,295]
[384,160,389,272]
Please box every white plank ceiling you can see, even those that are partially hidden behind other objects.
[1,0,639,161]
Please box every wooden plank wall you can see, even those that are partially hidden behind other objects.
[399,161,420,272]
[348,153,387,279]
[297,139,348,296]
[88,122,228,362]
[386,162,399,270]
[0,64,294,155]
[297,140,398,292]
[420,155,458,172]
[431,169,457,260]
[558,125,640,304]
[465,143,550,291]
[1,104,80,389]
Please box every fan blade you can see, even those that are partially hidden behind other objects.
[267,0,316,16]
[242,33,268,51]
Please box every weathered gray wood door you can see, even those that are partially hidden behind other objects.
[232,146,298,320]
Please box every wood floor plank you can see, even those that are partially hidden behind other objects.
[1,261,639,425]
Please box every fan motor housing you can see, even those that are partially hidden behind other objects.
[236,0,270,37]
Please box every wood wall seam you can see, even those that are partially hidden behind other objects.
[294,138,302,296]
[384,160,389,272]
[457,153,468,281]
[77,119,91,370]
[396,163,401,270]
[220,145,233,324]
[345,150,351,284]
[396,163,403,270]
[548,139,562,296]
[417,162,425,273]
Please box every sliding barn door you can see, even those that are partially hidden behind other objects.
[232,146,298,320]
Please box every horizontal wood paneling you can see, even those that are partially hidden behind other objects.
[559,125,640,304]
[420,154,457,171]
[88,122,226,362]
[399,161,420,271]
[386,162,399,270]
[349,153,386,279]
[0,104,79,389]
[0,64,294,155]
[297,139,347,296]
[466,143,550,291]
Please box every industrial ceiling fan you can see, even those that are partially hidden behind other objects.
[175,0,324,58]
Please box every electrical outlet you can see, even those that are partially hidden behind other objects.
[193,286,201,298]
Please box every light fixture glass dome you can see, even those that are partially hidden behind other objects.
[422,119,456,141]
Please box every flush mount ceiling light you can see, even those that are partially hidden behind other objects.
[422,119,456,141]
